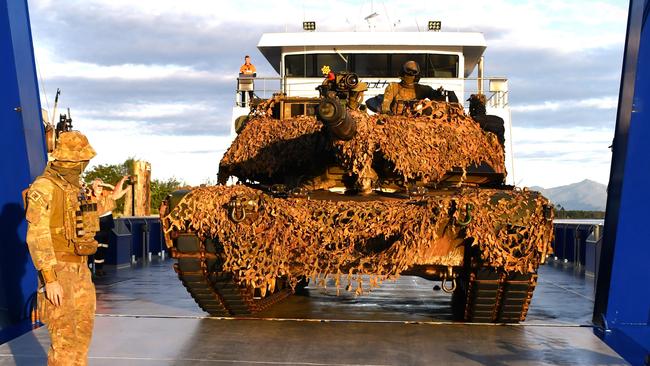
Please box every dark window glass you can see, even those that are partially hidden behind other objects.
[285,53,458,78]
[422,54,458,78]
[391,54,459,78]
[315,54,348,74]
[284,54,314,77]
[353,54,390,77]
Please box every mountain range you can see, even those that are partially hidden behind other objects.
[530,179,607,211]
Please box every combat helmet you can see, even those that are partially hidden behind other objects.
[400,61,420,77]
[50,131,97,161]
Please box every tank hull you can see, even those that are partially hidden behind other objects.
[161,184,553,322]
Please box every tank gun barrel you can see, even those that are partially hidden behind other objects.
[317,97,357,141]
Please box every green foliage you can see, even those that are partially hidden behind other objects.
[151,177,182,214]
[553,204,605,219]
[83,163,128,186]
[83,161,132,213]
[83,158,182,214]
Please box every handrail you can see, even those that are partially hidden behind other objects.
[235,75,510,109]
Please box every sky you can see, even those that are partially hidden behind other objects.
[27,0,629,188]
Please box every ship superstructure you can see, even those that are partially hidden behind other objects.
[232,30,514,184]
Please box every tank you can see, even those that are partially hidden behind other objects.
[160,72,554,323]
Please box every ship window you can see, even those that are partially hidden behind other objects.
[390,54,458,78]
[353,54,390,77]
[284,54,315,77]
[284,53,458,78]
[284,54,348,77]
[424,54,458,78]
[315,54,348,74]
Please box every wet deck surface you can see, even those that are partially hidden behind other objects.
[0,259,627,365]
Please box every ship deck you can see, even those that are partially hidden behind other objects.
[0,259,627,365]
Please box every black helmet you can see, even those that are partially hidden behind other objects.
[401,61,420,76]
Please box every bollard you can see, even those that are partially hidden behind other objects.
[142,221,150,264]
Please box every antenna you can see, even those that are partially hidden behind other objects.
[381,1,397,31]
[364,12,379,21]
[364,0,379,31]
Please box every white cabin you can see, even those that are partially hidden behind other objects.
[231,31,514,184]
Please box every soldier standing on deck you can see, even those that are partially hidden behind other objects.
[24,131,124,365]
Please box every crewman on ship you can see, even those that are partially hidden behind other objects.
[239,55,257,106]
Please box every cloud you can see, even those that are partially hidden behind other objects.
[510,126,613,187]
[84,129,234,185]
[511,97,618,112]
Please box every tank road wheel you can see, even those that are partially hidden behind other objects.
[452,267,537,323]
[172,233,292,316]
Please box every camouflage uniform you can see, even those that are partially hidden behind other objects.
[25,131,108,366]
[381,82,417,115]
[382,61,421,115]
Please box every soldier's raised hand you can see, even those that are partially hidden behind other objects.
[112,176,129,200]
[45,281,64,307]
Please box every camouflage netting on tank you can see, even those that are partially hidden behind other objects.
[218,116,328,183]
[339,108,505,183]
[162,185,553,295]
[218,103,505,184]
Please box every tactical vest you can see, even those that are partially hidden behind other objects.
[387,83,417,115]
[40,170,100,255]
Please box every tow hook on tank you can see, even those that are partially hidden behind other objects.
[430,266,458,293]
[441,278,457,293]
[227,195,260,223]
[457,203,474,227]
[441,266,457,293]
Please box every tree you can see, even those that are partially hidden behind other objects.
[150,178,182,214]
[83,159,183,215]
[83,161,131,213]
[83,163,129,187]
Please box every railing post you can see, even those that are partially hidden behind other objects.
[478,57,484,95]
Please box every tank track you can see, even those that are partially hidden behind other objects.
[172,232,292,316]
[171,232,536,322]
[453,267,537,323]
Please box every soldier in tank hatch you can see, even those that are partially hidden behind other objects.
[381,60,420,115]
[24,131,126,365]
[377,60,460,115]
